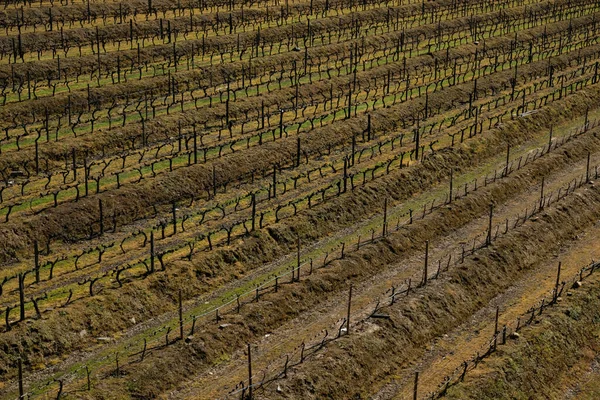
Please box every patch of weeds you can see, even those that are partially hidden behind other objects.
[566,306,582,321]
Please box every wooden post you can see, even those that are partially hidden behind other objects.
[505,143,510,176]
[540,177,545,210]
[487,203,493,246]
[272,165,277,198]
[251,193,256,232]
[34,241,40,283]
[84,156,89,196]
[18,357,24,399]
[296,137,301,167]
[414,129,420,160]
[72,148,77,180]
[247,343,253,399]
[351,134,356,166]
[150,231,155,273]
[494,306,499,350]
[343,157,348,193]
[423,240,429,286]
[413,371,419,400]
[18,273,25,321]
[383,198,388,236]
[449,168,453,203]
[346,284,353,334]
[86,365,91,390]
[586,152,591,183]
[5,306,11,331]
[554,262,562,301]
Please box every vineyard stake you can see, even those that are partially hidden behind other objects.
[179,289,184,340]
[346,284,353,335]
[251,193,256,232]
[72,148,77,180]
[18,357,23,399]
[343,157,348,193]
[448,168,453,203]
[494,306,499,351]
[18,273,25,321]
[487,203,494,246]
[86,365,91,390]
[247,343,253,400]
[413,371,419,400]
[540,177,545,210]
[414,129,420,160]
[554,262,562,302]
[505,143,511,176]
[586,151,591,183]
[272,165,277,198]
[150,231,155,273]
[383,198,388,236]
[34,241,40,283]
[141,338,147,361]
[5,306,11,331]
[423,240,429,286]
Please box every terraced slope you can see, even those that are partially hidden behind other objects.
[1,0,600,398]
